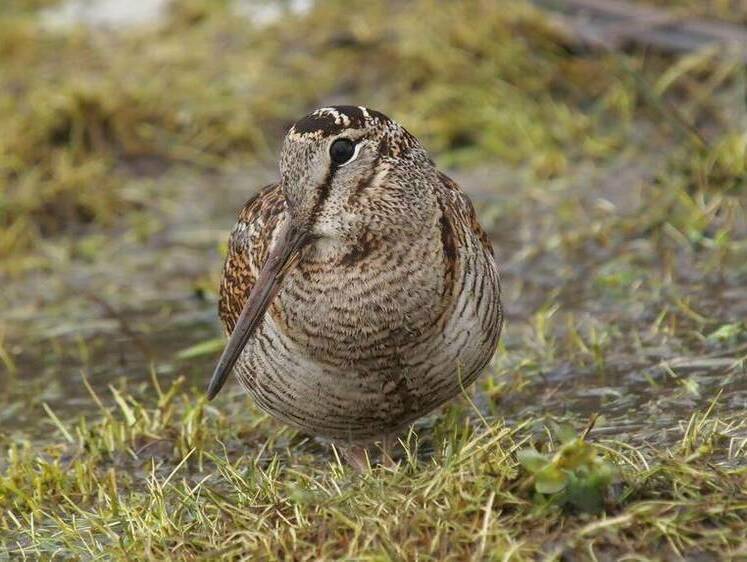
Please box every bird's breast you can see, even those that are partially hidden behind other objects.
[269,236,448,368]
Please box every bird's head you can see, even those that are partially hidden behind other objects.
[279,105,430,242]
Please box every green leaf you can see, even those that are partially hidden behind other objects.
[517,449,549,473]
[552,422,577,445]
[556,440,594,470]
[535,465,568,494]
[707,322,744,342]
[563,462,615,513]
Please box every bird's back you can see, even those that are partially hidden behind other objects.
[219,184,285,334]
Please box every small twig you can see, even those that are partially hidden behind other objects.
[581,412,600,441]
[533,0,747,63]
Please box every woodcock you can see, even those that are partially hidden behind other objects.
[208,106,502,468]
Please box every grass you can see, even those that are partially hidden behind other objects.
[2,378,747,559]
[1,0,746,559]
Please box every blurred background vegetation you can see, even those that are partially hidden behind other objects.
[2,0,742,267]
[0,0,746,558]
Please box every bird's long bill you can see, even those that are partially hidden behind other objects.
[207,221,307,400]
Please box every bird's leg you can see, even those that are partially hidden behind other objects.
[380,434,398,469]
[340,444,370,473]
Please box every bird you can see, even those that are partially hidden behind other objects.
[207,105,502,470]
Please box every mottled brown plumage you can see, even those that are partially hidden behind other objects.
[210,106,502,466]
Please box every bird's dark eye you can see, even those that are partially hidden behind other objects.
[329,138,356,165]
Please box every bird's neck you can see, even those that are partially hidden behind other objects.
[306,215,441,268]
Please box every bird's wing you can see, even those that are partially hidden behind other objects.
[435,171,503,355]
[435,171,496,260]
[218,183,286,334]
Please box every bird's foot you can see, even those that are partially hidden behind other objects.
[339,445,370,473]
[379,434,399,470]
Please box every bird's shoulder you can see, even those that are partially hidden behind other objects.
[219,183,286,332]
